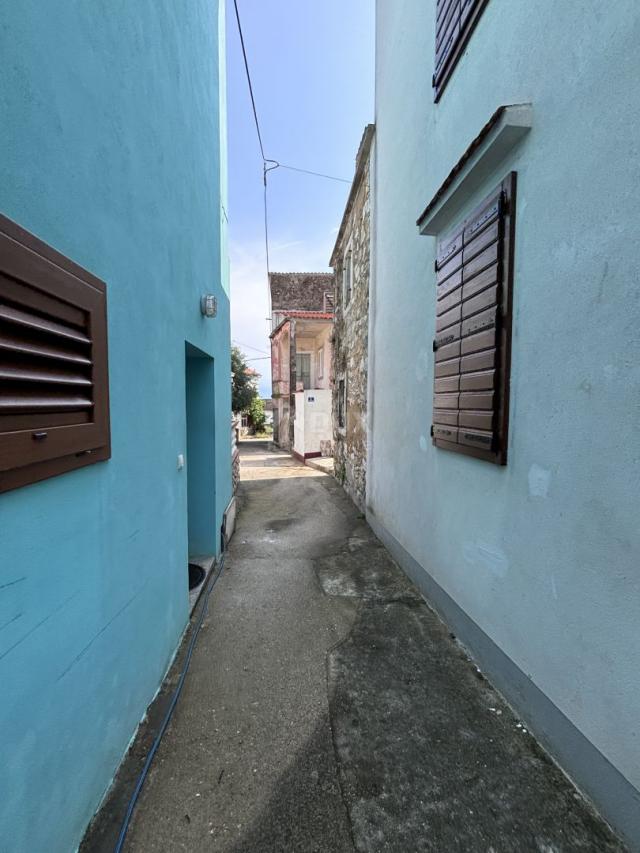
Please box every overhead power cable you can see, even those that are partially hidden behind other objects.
[232,0,351,284]
[232,339,270,356]
[232,0,266,162]
[275,162,350,184]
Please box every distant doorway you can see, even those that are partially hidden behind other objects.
[185,343,217,559]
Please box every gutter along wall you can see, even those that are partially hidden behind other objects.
[0,1,231,850]
[370,0,640,845]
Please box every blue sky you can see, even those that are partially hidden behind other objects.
[226,0,375,396]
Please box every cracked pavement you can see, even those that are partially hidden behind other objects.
[84,440,627,852]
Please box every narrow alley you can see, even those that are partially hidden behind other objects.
[108,442,623,852]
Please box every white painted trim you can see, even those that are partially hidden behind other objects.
[418,104,532,236]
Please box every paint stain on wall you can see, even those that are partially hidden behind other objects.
[463,541,509,578]
[415,348,430,383]
[528,464,552,498]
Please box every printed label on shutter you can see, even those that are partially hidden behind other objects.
[462,220,500,265]
[436,225,463,269]
[434,324,460,348]
[459,429,494,449]
[464,193,501,243]
[461,307,497,338]
[433,424,458,443]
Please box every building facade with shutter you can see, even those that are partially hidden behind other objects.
[0,2,231,850]
[269,273,335,455]
[368,0,640,846]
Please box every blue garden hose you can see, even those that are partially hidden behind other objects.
[113,549,226,853]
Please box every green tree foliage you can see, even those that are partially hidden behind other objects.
[231,346,258,413]
[248,396,266,433]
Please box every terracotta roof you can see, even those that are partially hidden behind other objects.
[281,310,333,320]
[269,272,334,312]
[269,310,334,339]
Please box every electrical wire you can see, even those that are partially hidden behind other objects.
[232,340,270,355]
[232,0,351,285]
[275,162,350,184]
[113,551,226,853]
[232,0,266,162]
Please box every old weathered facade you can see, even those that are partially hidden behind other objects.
[269,273,334,456]
[330,126,374,510]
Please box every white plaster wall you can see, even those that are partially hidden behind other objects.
[293,391,305,456]
[371,0,640,791]
[294,390,332,455]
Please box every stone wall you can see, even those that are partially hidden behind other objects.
[331,130,372,510]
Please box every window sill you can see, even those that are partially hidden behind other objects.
[417,104,532,236]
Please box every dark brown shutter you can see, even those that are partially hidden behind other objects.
[432,172,516,464]
[0,214,110,492]
[434,0,490,102]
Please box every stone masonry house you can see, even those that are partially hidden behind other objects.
[269,273,334,457]
[330,125,374,510]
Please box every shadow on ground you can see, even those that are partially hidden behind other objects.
[230,478,626,853]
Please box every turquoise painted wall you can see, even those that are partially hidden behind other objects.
[370,0,639,835]
[0,1,230,850]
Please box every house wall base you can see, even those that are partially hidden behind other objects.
[366,509,640,852]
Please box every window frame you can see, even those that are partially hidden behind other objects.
[316,346,324,381]
[342,243,353,308]
[295,351,312,390]
[0,214,110,492]
[337,375,347,433]
[433,0,490,103]
[431,171,516,464]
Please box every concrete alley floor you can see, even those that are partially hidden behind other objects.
[117,441,625,852]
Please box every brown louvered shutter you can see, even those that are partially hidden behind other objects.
[0,214,110,492]
[432,172,516,464]
[434,0,490,102]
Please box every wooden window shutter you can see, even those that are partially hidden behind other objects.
[434,0,490,102]
[431,172,516,464]
[0,214,110,492]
